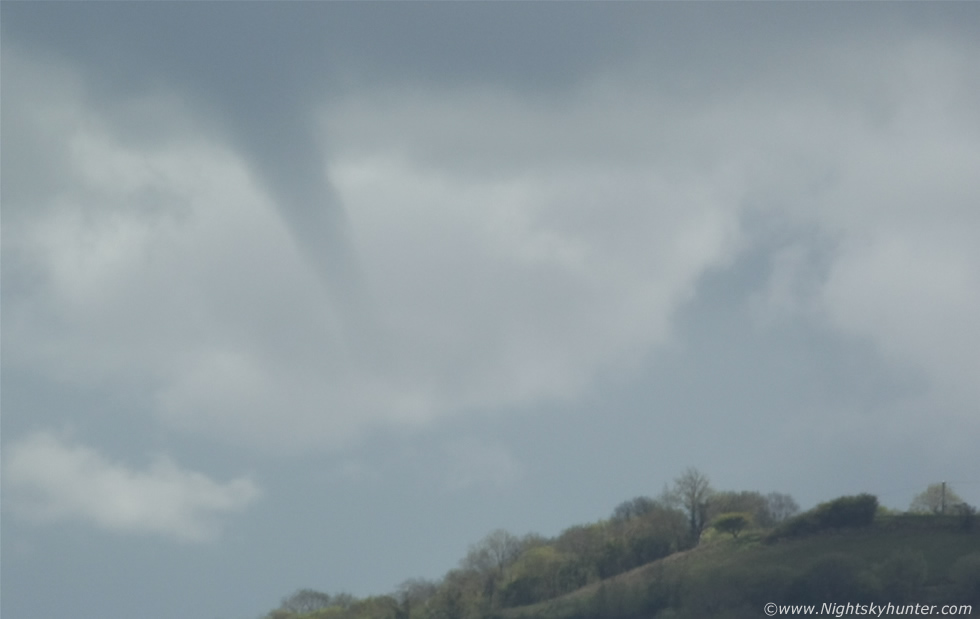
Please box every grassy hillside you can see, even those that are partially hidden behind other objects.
[264,486,980,619]
[498,521,980,619]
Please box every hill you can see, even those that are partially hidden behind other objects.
[497,518,980,619]
[263,481,980,619]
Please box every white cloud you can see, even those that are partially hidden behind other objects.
[2,432,260,542]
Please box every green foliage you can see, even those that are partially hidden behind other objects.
[712,512,752,538]
[498,546,586,607]
[423,570,474,619]
[346,595,400,619]
[955,502,977,532]
[769,510,820,539]
[787,553,878,604]
[735,565,796,606]
[529,503,688,598]
[709,491,765,524]
[875,549,928,602]
[948,552,980,603]
[610,496,657,523]
[495,512,980,619]
[279,589,336,614]
[769,493,878,540]
[705,491,799,530]
[553,524,605,564]
[264,477,980,619]
[819,493,878,529]
[910,483,965,514]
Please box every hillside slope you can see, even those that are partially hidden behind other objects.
[498,522,980,619]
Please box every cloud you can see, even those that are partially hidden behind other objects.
[821,231,980,407]
[756,37,980,411]
[2,52,743,452]
[2,432,260,542]
[444,439,523,491]
[4,30,979,455]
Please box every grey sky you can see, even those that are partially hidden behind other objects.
[3,3,980,619]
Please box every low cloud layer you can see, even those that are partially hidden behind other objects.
[2,432,260,542]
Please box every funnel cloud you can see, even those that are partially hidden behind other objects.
[3,4,979,619]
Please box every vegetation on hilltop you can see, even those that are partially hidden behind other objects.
[260,471,979,619]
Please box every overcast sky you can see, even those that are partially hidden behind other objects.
[3,3,980,619]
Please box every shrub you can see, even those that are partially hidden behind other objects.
[768,494,878,541]
[816,494,878,529]
[768,512,818,541]
[954,503,976,532]
[712,512,752,539]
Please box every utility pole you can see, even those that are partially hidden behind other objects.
[941,481,946,515]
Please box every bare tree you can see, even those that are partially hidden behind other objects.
[670,468,714,541]
[463,529,524,574]
[763,492,800,527]
[460,529,525,609]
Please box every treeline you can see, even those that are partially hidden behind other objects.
[262,468,797,619]
[766,493,879,540]
[260,473,980,619]
[543,543,980,619]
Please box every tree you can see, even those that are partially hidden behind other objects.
[709,491,766,525]
[619,504,687,568]
[460,529,525,610]
[428,568,483,619]
[909,483,964,514]
[670,468,714,542]
[710,491,799,528]
[279,588,334,614]
[554,523,604,557]
[713,512,752,538]
[463,529,524,575]
[498,546,582,607]
[553,523,604,584]
[611,496,658,522]
[396,578,438,619]
[764,492,800,527]
[331,592,356,609]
